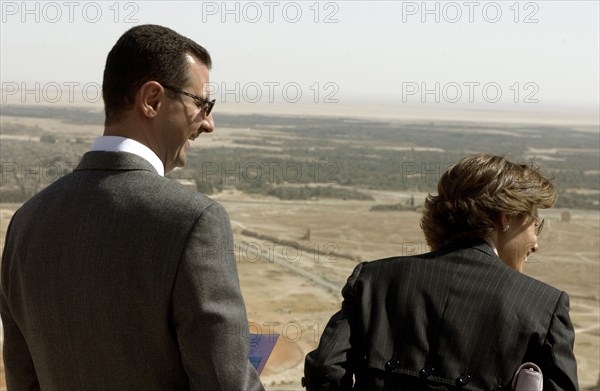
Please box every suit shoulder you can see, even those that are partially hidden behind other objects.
[362,252,434,270]
[355,254,427,280]
[14,170,78,211]
[148,175,223,215]
[515,270,563,300]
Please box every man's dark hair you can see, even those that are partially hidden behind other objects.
[102,24,212,124]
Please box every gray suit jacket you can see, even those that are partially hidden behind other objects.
[304,239,578,391]
[1,151,264,391]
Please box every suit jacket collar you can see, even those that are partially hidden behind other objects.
[448,237,498,260]
[469,237,498,259]
[75,151,159,175]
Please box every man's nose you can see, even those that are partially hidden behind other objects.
[200,114,215,133]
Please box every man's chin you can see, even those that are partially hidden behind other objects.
[164,153,187,174]
[174,157,186,170]
[177,142,191,164]
[175,150,187,169]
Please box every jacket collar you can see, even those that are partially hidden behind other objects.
[447,237,498,260]
[74,151,159,175]
[469,237,499,259]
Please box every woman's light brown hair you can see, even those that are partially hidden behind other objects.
[421,154,557,251]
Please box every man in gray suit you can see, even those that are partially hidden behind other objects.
[1,24,264,391]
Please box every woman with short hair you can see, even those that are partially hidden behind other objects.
[421,153,555,272]
[304,154,578,391]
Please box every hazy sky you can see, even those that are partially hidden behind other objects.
[1,1,599,123]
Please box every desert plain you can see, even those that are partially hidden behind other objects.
[0,109,598,390]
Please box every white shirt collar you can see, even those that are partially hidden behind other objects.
[90,136,164,176]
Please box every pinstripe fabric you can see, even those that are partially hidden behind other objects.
[304,239,578,391]
[1,151,264,391]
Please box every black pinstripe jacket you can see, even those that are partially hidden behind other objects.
[304,239,578,391]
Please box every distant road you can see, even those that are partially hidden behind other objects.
[239,237,343,293]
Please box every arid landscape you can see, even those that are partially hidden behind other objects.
[0,107,598,389]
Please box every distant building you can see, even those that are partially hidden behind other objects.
[560,210,572,223]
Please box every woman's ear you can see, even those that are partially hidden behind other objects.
[497,212,510,232]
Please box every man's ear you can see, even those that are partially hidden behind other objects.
[137,81,163,118]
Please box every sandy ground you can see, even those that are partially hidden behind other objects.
[215,192,600,389]
[0,193,598,390]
